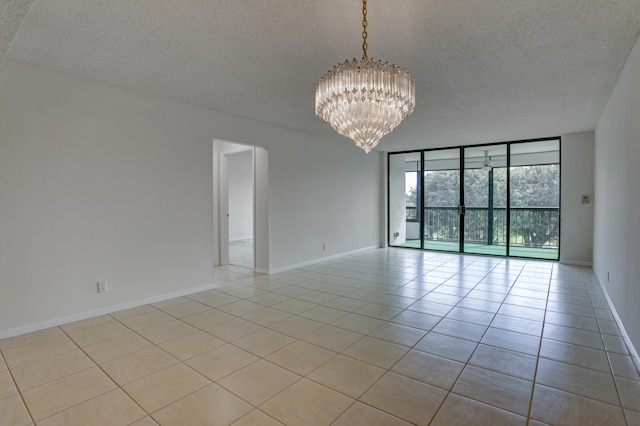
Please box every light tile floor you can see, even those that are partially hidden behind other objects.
[1,249,639,425]
[229,238,254,269]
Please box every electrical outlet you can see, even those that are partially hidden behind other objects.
[97,280,108,293]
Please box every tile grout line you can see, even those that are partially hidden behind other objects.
[439,257,536,422]
[8,324,134,424]
[49,306,223,422]
[524,260,554,425]
[3,251,637,425]
[268,254,635,419]
[584,266,631,426]
[293,253,456,424]
[104,301,292,423]
[0,344,38,426]
[259,253,638,421]
[56,322,152,425]
[218,256,632,422]
[111,303,279,420]
[425,257,510,424]
[417,256,529,423]
[347,253,465,424]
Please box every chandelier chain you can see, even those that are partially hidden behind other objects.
[362,0,368,59]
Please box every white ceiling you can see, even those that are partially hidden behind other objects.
[2,0,639,152]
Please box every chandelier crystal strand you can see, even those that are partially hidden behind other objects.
[315,0,415,153]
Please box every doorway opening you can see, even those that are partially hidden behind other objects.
[227,150,254,268]
[213,139,269,272]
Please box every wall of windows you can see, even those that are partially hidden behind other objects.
[388,138,560,260]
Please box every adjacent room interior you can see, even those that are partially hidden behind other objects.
[1,1,639,425]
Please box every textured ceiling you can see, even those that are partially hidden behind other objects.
[0,0,34,63]
[3,0,640,152]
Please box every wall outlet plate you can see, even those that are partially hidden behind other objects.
[97,280,108,293]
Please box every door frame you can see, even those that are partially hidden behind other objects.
[213,140,269,271]
[221,147,254,266]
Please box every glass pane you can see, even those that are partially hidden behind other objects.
[463,145,507,256]
[509,140,560,259]
[389,152,422,248]
[423,149,460,252]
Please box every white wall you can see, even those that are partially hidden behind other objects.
[594,35,640,353]
[227,150,253,241]
[0,60,380,335]
[559,132,594,265]
[267,136,380,269]
[0,61,215,334]
[254,147,270,273]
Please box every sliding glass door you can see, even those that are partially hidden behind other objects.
[463,145,507,256]
[509,140,560,259]
[388,138,560,260]
[423,149,460,252]
[388,152,421,248]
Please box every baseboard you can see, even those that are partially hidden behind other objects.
[0,282,217,340]
[594,273,640,375]
[262,245,379,275]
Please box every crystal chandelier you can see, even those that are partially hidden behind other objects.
[315,0,415,153]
